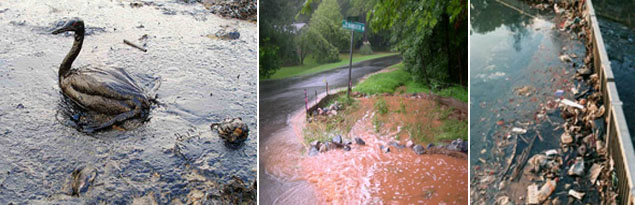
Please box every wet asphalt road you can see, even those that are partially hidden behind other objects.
[258,55,401,204]
[258,55,401,138]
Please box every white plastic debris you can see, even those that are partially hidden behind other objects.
[545,149,558,156]
[589,163,604,184]
[559,99,584,109]
[559,54,572,62]
[512,127,528,134]
[568,157,585,176]
[527,184,539,205]
[568,189,585,200]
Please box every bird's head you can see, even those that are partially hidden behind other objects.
[52,17,85,35]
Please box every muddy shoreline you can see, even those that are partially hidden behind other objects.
[0,0,257,203]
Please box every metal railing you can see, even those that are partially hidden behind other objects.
[585,0,635,204]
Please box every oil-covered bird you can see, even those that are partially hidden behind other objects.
[52,18,158,132]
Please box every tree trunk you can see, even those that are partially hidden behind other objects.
[444,13,452,83]
[362,10,368,42]
[300,51,305,64]
[420,51,429,85]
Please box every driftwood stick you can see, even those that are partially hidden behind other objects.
[501,136,519,180]
[536,129,544,142]
[511,134,537,181]
[123,39,147,52]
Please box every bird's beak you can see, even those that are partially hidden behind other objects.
[52,26,71,35]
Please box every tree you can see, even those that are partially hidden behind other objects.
[306,26,340,63]
[306,0,348,62]
[348,0,377,42]
[294,28,311,64]
[259,0,303,78]
[370,0,468,86]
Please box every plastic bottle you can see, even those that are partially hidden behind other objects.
[537,178,557,202]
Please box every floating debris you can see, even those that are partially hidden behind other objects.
[211,117,249,144]
[123,39,147,52]
[561,132,574,144]
[559,98,584,109]
[511,127,527,134]
[514,85,534,96]
[559,54,572,62]
[68,166,98,197]
[567,157,585,176]
[214,27,240,40]
[589,163,603,184]
[354,137,365,145]
[568,189,585,200]
[537,179,557,203]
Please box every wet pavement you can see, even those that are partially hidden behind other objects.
[0,0,256,203]
[258,55,400,204]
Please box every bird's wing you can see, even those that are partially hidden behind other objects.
[67,67,147,100]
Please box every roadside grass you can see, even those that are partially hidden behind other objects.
[404,80,431,94]
[353,63,410,95]
[406,107,468,144]
[374,97,388,115]
[265,52,397,80]
[437,85,468,103]
[437,118,468,142]
[353,63,467,103]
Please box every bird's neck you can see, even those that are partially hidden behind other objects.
[59,32,84,79]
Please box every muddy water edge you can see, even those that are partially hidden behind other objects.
[471,0,614,204]
[299,95,468,204]
[0,0,256,203]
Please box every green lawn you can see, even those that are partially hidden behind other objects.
[264,52,398,80]
[353,63,468,102]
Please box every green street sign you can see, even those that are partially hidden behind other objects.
[342,20,365,32]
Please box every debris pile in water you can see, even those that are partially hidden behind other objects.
[202,0,257,21]
[211,117,250,145]
[470,0,619,204]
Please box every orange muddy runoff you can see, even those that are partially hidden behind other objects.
[267,95,468,204]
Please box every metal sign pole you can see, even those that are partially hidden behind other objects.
[347,29,354,98]
[304,89,308,114]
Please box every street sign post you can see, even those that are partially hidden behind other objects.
[342,20,365,98]
[342,20,365,32]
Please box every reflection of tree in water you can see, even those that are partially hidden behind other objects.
[471,0,534,51]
